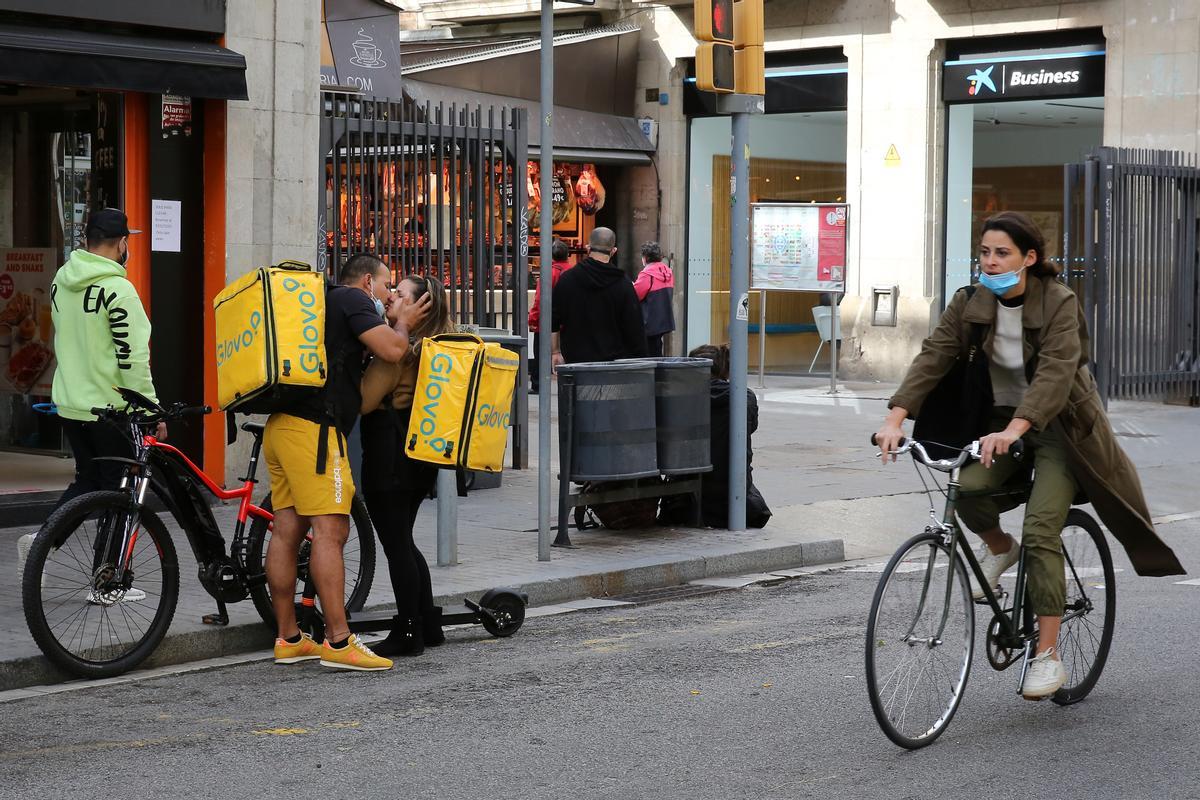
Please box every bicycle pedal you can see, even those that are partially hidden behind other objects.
[202,612,230,626]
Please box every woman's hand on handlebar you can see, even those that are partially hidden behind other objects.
[978,418,1031,468]
[156,422,168,442]
[875,407,910,465]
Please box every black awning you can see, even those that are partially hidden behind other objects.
[0,22,248,100]
[403,80,654,164]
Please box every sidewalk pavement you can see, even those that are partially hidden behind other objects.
[3,375,1198,690]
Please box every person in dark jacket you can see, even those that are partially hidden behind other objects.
[660,343,771,528]
[633,241,676,357]
[528,238,573,392]
[550,227,647,365]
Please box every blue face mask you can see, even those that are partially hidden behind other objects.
[373,296,386,319]
[978,267,1025,297]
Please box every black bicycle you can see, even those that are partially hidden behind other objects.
[864,436,1115,749]
[21,388,375,679]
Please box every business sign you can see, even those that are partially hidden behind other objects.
[321,0,403,98]
[943,52,1104,102]
[751,203,849,293]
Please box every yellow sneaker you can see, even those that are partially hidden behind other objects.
[319,634,393,671]
[274,632,322,664]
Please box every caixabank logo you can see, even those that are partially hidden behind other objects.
[967,66,997,96]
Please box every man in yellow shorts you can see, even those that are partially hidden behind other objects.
[266,253,430,671]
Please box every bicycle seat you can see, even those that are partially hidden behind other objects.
[241,420,266,437]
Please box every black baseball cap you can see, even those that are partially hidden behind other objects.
[85,208,141,239]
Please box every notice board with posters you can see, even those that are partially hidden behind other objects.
[750,203,849,292]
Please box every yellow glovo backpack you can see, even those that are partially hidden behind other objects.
[213,261,327,415]
[406,333,520,473]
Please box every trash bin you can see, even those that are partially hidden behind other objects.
[557,361,658,481]
[622,357,713,475]
[650,357,713,475]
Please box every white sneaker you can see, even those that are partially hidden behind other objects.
[16,533,43,588]
[972,535,1021,600]
[1022,648,1067,699]
[86,587,148,606]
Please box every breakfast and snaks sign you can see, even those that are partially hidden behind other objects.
[0,248,57,397]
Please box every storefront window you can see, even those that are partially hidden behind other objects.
[0,90,99,455]
[944,97,1102,298]
[687,112,847,370]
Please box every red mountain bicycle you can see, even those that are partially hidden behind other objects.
[21,387,375,678]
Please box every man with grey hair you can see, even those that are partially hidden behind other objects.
[550,227,646,364]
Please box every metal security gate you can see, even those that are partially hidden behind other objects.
[318,90,531,466]
[1064,147,1200,404]
[318,90,530,332]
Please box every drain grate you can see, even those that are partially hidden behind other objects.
[607,584,734,605]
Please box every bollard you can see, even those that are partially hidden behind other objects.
[436,469,458,566]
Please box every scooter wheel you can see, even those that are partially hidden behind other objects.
[479,591,526,638]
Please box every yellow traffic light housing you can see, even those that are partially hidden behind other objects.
[735,45,765,95]
[697,42,736,93]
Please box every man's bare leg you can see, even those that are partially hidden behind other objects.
[309,513,351,642]
[266,506,307,639]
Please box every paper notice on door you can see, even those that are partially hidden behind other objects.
[151,199,181,252]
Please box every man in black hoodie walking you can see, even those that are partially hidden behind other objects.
[550,227,647,365]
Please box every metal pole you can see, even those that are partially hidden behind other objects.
[536,0,554,560]
[757,289,766,389]
[728,109,750,532]
[436,469,458,566]
[829,295,840,395]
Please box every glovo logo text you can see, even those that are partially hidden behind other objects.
[217,310,263,367]
[281,276,323,374]
[417,352,454,454]
[476,403,510,430]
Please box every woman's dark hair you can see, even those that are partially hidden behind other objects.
[980,211,1058,277]
[640,241,663,263]
[551,238,570,262]
[689,343,730,380]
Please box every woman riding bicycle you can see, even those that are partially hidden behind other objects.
[875,211,1182,700]
[359,274,458,656]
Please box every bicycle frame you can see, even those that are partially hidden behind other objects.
[914,462,1036,655]
[106,417,274,585]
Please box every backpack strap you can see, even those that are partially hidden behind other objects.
[314,419,346,475]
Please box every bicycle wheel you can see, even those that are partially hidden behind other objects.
[866,531,976,749]
[246,492,376,631]
[1052,508,1115,705]
[22,492,179,679]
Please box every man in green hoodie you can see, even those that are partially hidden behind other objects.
[50,208,163,507]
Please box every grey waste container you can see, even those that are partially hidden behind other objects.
[649,357,713,475]
[557,361,658,481]
[622,357,713,475]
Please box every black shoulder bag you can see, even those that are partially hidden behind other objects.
[911,286,994,460]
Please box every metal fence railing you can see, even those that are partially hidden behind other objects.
[1064,147,1200,405]
[318,90,530,333]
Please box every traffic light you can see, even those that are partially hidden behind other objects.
[695,0,765,96]
[697,42,736,93]
[695,0,734,44]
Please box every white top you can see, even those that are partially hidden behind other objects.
[990,302,1029,408]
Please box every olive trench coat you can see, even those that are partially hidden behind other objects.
[891,275,1184,577]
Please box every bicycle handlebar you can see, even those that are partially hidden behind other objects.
[871,434,1024,472]
[91,403,212,425]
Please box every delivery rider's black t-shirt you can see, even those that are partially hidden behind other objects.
[289,285,386,435]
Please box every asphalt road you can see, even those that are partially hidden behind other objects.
[2,519,1198,800]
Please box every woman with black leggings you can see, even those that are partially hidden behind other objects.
[359,275,456,656]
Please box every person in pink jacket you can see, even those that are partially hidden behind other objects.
[633,241,676,356]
